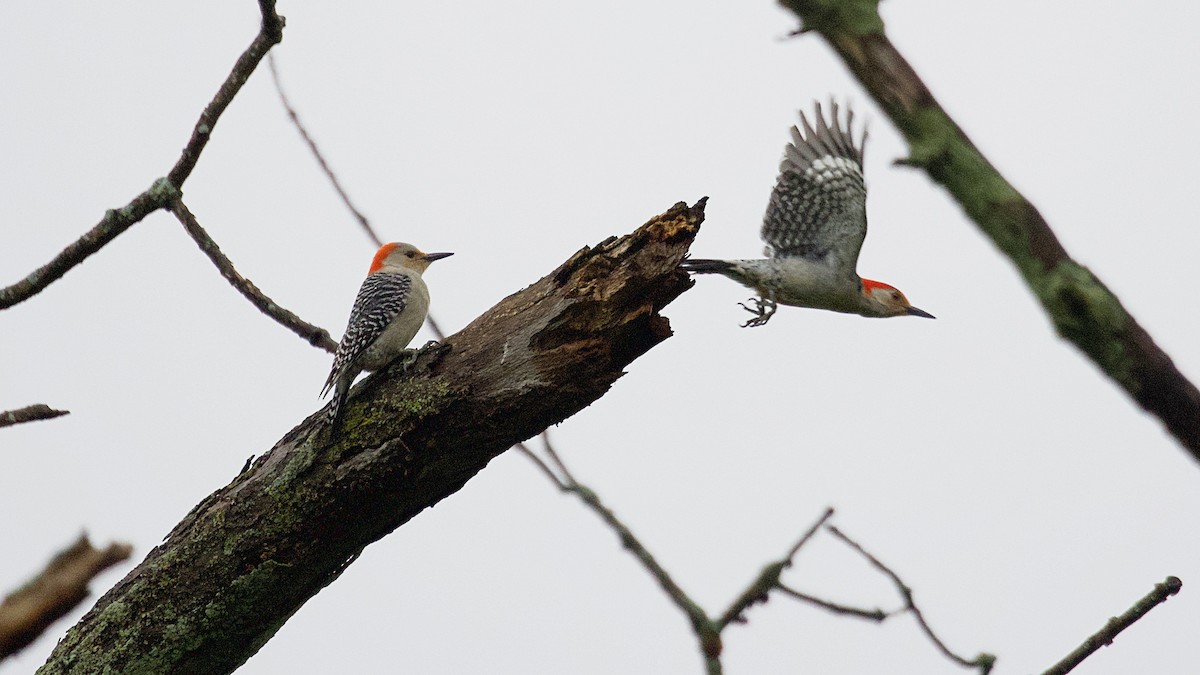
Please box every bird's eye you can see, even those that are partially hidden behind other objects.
[405,251,416,258]
[891,291,902,301]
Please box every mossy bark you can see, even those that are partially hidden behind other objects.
[38,200,704,675]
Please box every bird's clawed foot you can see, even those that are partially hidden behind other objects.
[399,340,452,373]
[738,296,777,328]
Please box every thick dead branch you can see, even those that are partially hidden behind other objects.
[778,0,1200,461]
[0,535,132,660]
[0,2,283,310]
[38,200,703,675]
[0,405,70,429]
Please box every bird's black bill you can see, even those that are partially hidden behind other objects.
[421,251,454,262]
[907,306,936,319]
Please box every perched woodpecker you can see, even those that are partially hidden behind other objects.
[321,242,453,426]
[682,101,933,326]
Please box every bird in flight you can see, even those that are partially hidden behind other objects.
[683,101,933,326]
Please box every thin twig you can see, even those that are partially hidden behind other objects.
[0,2,284,310]
[267,53,383,248]
[0,405,70,429]
[776,584,888,621]
[717,507,834,629]
[0,534,132,660]
[1040,576,1182,675]
[827,525,995,673]
[170,199,336,353]
[518,435,722,669]
[514,441,565,488]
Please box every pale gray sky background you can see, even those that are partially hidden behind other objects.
[3,1,1199,673]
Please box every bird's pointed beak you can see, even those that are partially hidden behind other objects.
[420,251,454,262]
[906,306,936,319]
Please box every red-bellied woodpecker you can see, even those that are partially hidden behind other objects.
[321,242,453,426]
[682,101,933,326]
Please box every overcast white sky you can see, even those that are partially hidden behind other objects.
[3,1,1199,673]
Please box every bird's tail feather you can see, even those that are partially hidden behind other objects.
[680,258,735,274]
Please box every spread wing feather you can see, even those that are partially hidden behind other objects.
[760,101,868,272]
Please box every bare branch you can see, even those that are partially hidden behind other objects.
[168,2,284,188]
[266,53,383,248]
[0,3,283,310]
[0,405,70,429]
[0,535,132,660]
[1040,576,1182,675]
[827,525,995,673]
[717,507,834,629]
[776,584,888,621]
[521,431,722,669]
[0,181,177,310]
[170,199,336,353]
[777,0,1200,461]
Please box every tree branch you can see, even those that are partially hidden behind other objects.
[827,525,995,673]
[171,199,337,353]
[38,200,704,675]
[0,405,70,429]
[716,507,834,629]
[778,0,1200,461]
[1040,576,1182,675]
[266,53,383,248]
[0,2,284,311]
[0,535,132,660]
[517,434,723,672]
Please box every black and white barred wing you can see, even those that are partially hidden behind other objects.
[320,272,412,398]
[760,101,868,270]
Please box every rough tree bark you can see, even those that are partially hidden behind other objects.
[38,200,703,675]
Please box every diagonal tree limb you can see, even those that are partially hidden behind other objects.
[0,405,70,429]
[171,199,337,353]
[0,1,284,311]
[778,0,1200,461]
[0,181,179,310]
[38,200,704,675]
[1040,576,1182,675]
[0,535,132,660]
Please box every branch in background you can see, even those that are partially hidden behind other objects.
[267,53,383,248]
[716,508,834,629]
[778,0,1200,462]
[827,525,996,674]
[0,405,70,429]
[39,200,704,675]
[776,585,888,621]
[0,535,132,660]
[0,2,284,311]
[517,435,725,673]
[520,435,986,674]
[0,182,178,310]
[171,199,337,353]
[167,1,284,188]
[1040,576,1182,675]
